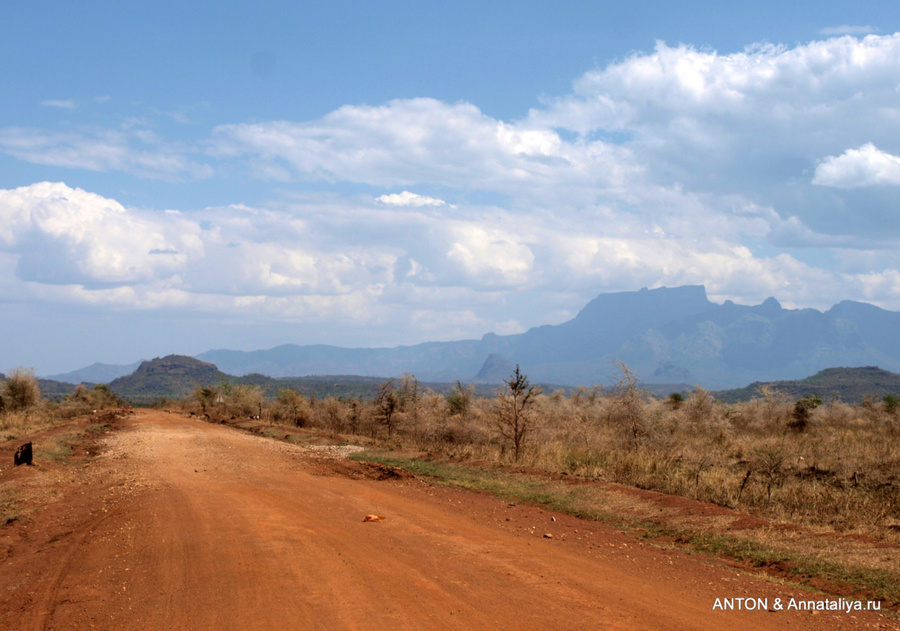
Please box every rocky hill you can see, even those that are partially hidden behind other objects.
[108,355,227,403]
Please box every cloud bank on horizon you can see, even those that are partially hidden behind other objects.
[2,11,900,372]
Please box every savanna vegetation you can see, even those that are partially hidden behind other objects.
[3,362,899,602]
[6,360,899,542]
[177,365,900,544]
[0,368,125,439]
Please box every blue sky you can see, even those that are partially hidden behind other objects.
[3,1,900,375]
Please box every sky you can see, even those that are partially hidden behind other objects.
[3,1,900,375]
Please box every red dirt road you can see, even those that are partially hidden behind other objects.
[1,411,895,630]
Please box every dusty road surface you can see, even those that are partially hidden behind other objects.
[1,411,895,630]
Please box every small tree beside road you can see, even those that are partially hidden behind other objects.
[494,365,541,463]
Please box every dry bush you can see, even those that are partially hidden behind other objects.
[493,366,541,463]
[400,392,450,449]
[757,386,795,432]
[1,368,41,413]
[57,384,123,418]
[269,389,313,427]
[373,380,401,439]
[0,368,55,438]
[682,387,719,427]
[604,362,656,449]
[316,396,346,432]
[193,385,223,415]
[225,385,264,418]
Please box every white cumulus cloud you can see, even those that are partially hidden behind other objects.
[0,182,202,286]
[812,143,900,188]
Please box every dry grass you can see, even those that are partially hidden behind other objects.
[0,407,60,440]
[1,380,127,442]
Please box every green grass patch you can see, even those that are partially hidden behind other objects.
[689,532,900,605]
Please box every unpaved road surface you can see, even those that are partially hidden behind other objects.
[1,411,895,630]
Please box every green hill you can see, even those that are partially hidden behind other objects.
[108,355,227,403]
[713,366,900,403]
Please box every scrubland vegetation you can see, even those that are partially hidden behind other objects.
[0,369,124,439]
[3,363,899,602]
[181,367,900,543]
[3,363,898,541]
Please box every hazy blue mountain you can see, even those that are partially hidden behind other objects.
[198,286,710,383]
[195,285,900,389]
[45,361,144,384]
[474,353,517,383]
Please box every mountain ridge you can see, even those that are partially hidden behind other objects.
[46,285,900,389]
[54,356,900,406]
[195,285,900,388]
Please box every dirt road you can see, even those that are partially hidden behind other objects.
[1,411,894,630]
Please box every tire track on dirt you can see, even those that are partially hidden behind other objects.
[28,506,122,631]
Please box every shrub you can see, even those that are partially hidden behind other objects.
[790,395,822,432]
[318,396,345,431]
[667,392,684,409]
[193,385,223,415]
[446,380,473,419]
[2,368,41,412]
[58,383,123,417]
[271,389,312,426]
[226,384,264,418]
[607,361,649,448]
[374,380,400,438]
[684,387,716,426]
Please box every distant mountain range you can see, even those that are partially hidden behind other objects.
[45,361,144,384]
[45,285,900,389]
[40,355,900,405]
[194,285,900,389]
